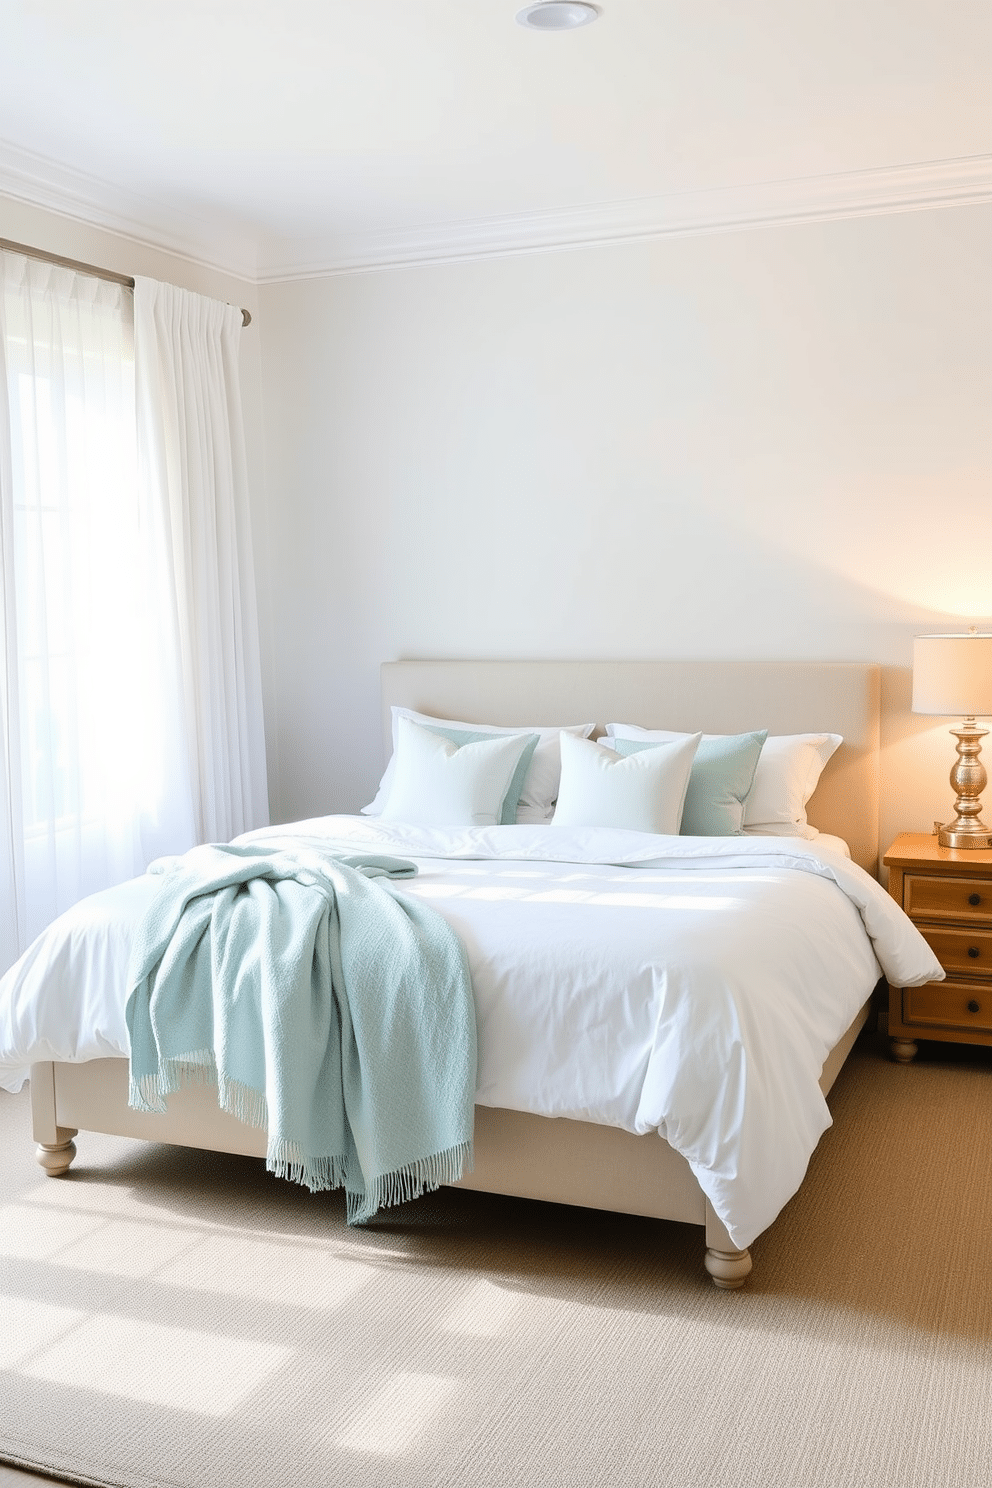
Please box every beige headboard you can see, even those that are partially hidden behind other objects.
[381,660,881,875]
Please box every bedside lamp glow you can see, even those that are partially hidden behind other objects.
[912,632,992,850]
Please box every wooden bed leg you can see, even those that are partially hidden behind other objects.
[36,1132,78,1175]
[890,1038,918,1063]
[704,1200,752,1289]
[30,1061,78,1175]
[704,1246,752,1289]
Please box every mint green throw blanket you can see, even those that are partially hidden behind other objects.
[125,842,476,1223]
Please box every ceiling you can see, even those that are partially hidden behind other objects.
[0,0,989,280]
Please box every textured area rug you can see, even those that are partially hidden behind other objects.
[2,1036,991,1488]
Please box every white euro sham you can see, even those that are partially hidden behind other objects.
[606,725,842,839]
[365,707,595,823]
[552,732,701,834]
[378,718,535,827]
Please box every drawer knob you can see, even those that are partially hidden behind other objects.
[968,946,981,959]
[969,893,982,906]
[968,1000,981,1014]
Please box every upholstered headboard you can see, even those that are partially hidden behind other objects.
[381,660,881,875]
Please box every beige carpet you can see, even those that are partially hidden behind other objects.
[1,1036,990,1488]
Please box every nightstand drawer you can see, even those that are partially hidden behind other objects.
[884,833,992,1060]
[903,981,992,1034]
[904,874,992,924]
[918,926,992,978]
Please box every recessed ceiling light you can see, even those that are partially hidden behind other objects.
[516,2,600,31]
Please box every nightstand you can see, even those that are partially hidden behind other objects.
[884,832,992,1062]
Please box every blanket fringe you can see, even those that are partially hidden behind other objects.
[128,1050,216,1113]
[266,1140,349,1194]
[128,1056,271,1137]
[216,1075,269,1133]
[265,1137,475,1220]
[347,1140,474,1225]
[129,1055,472,1226]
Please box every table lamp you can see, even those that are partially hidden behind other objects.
[912,631,992,850]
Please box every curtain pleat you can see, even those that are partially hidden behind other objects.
[0,256,268,977]
[134,277,269,845]
[0,253,190,972]
[0,292,24,973]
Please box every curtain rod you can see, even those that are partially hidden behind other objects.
[0,237,252,327]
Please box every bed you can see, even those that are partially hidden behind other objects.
[3,659,942,1287]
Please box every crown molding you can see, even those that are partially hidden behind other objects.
[0,138,259,283]
[259,155,992,280]
[2,135,990,285]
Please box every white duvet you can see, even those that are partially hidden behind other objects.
[0,819,942,1249]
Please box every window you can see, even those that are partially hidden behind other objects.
[1,254,267,976]
[2,259,170,955]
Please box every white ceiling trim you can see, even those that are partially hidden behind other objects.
[0,138,259,282]
[262,156,992,280]
[1,137,989,285]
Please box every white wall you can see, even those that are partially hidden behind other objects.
[7,193,987,863]
[257,204,992,861]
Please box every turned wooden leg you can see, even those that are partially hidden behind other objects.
[704,1246,753,1289]
[703,1198,752,1288]
[890,1037,918,1063]
[36,1128,78,1175]
[31,1061,77,1173]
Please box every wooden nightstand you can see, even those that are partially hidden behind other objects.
[884,832,992,1062]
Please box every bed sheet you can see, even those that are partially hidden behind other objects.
[0,819,942,1248]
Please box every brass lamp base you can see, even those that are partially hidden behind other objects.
[938,721,991,851]
[938,822,992,850]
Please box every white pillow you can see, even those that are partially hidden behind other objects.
[604,725,842,839]
[379,717,536,827]
[365,707,596,824]
[552,732,701,834]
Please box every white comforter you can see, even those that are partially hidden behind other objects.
[0,820,942,1249]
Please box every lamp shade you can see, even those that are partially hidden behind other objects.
[912,634,992,717]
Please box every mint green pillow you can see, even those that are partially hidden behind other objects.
[611,730,767,836]
[423,725,539,825]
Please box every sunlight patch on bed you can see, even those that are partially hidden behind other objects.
[439,1277,523,1338]
[460,885,535,902]
[605,892,743,911]
[335,1371,461,1456]
[528,888,611,904]
[594,870,719,881]
[711,872,787,882]
[410,880,745,910]
[405,881,468,898]
[594,870,785,886]
[542,870,608,881]
[528,889,742,911]
[426,864,563,882]
[18,1314,292,1415]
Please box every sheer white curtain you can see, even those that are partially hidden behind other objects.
[0,256,268,977]
[0,252,194,975]
[134,277,268,845]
